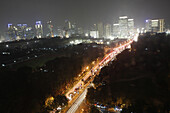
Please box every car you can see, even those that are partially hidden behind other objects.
[96,103,100,108]
[100,104,106,109]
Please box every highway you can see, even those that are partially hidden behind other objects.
[67,89,87,113]
[65,39,133,113]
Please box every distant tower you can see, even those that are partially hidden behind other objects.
[145,19,152,32]
[16,24,27,39]
[8,24,17,40]
[119,16,128,38]
[35,21,43,38]
[128,19,135,36]
[104,24,112,38]
[64,20,71,38]
[47,20,54,38]
[97,22,104,38]
[113,23,120,38]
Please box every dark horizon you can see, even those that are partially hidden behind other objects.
[0,0,170,32]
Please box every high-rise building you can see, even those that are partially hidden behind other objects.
[159,19,165,33]
[71,23,77,35]
[35,21,43,38]
[25,27,34,39]
[119,16,128,38]
[16,24,27,39]
[104,24,112,38]
[8,23,34,40]
[90,31,99,38]
[145,19,152,32]
[77,27,83,35]
[8,24,17,40]
[57,27,64,38]
[64,20,71,30]
[47,21,54,38]
[145,19,165,33]
[128,19,135,36]
[113,23,120,38]
[97,22,104,38]
[64,20,71,38]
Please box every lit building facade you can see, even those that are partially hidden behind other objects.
[119,16,128,38]
[35,21,43,38]
[90,31,99,38]
[8,23,33,40]
[128,19,135,37]
[64,20,71,38]
[97,22,104,38]
[112,16,135,39]
[104,24,112,38]
[47,21,54,37]
[145,19,165,33]
[8,24,17,40]
[57,27,64,38]
[16,24,27,40]
[113,23,120,38]
[25,27,34,39]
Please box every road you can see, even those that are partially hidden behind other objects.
[67,89,87,113]
[65,39,134,113]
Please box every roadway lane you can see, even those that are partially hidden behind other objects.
[66,89,87,113]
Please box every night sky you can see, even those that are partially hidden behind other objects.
[0,0,170,32]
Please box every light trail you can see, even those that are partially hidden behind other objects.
[66,89,87,113]
[65,39,133,112]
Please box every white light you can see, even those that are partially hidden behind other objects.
[6,45,9,48]
[70,41,74,44]
[152,19,159,22]
[113,24,119,26]
[134,34,139,42]
[57,107,61,110]
[128,19,134,21]
[108,36,114,40]
[85,33,89,37]
[119,16,128,19]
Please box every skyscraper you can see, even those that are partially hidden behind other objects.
[145,19,152,32]
[97,22,104,38]
[16,24,27,40]
[145,19,165,33]
[113,23,120,38]
[47,20,54,38]
[128,19,135,36]
[119,16,128,38]
[71,23,77,35]
[57,27,64,38]
[8,24,17,40]
[90,31,99,38]
[64,20,71,38]
[35,21,43,38]
[25,27,34,39]
[7,23,34,40]
[159,19,165,33]
[104,24,112,38]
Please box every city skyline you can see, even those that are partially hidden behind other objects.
[0,0,170,32]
